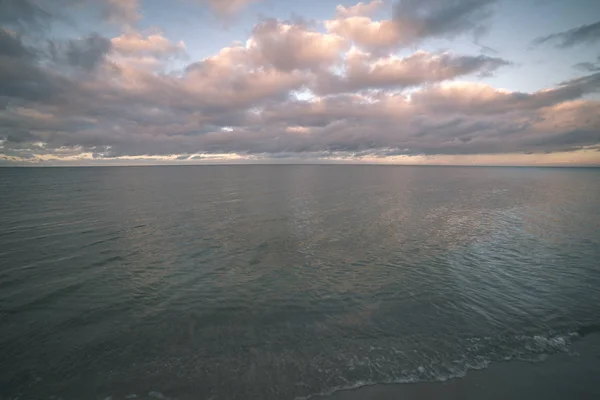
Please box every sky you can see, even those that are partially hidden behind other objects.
[0,0,599,166]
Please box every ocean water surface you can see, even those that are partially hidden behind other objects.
[1,165,599,399]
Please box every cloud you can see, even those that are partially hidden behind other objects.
[111,32,186,58]
[335,0,384,18]
[195,0,259,16]
[314,49,510,94]
[393,0,496,41]
[0,28,33,59]
[1,34,598,162]
[326,0,496,53]
[325,16,402,53]
[0,1,599,165]
[0,0,70,31]
[102,0,141,25]
[410,73,600,114]
[573,56,600,72]
[248,19,349,72]
[532,21,600,48]
[182,45,306,109]
[0,0,141,31]
[61,33,113,71]
[0,28,73,105]
[251,91,600,156]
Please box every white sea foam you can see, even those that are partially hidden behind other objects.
[294,331,580,400]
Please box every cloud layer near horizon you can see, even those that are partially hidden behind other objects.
[1,0,599,165]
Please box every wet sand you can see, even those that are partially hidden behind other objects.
[324,334,600,400]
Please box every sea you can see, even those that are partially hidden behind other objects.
[1,165,599,400]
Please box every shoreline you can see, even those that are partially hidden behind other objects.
[322,333,600,400]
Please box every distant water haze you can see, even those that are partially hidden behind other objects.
[1,165,599,399]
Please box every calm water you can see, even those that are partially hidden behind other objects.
[1,166,600,400]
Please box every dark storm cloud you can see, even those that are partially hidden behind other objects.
[532,21,600,48]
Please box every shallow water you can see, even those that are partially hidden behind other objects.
[1,165,599,399]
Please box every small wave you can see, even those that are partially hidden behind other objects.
[295,331,579,400]
[294,380,378,400]
[294,360,488,400]
[13,331,589,400]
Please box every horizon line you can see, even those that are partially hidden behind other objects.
[1,163,599,169]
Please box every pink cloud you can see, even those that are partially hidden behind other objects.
[248,19,349,72]
[325,16,402,53]
[335,0,385,18]
[111,32,186,58]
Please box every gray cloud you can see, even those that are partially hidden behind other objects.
[4,129,37,143]
[0,29,73,105]
[0,28,33,59]
[393,0,496,41]
[0,0,59,31]
[411,72,600,114]
[0,0,141,31]
[314,51,510,94]
[532,20,600,48]
[574,56,600,72]
[61,33,113,71]
[197,0,258,16]
[101,0,140,25]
